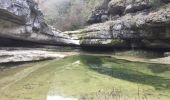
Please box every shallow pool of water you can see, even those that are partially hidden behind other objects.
[0,55,170,100]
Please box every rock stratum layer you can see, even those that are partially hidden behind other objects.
[0,0,170,50]
[0,0,79,46]
[0,49,65,63]
[66,0,170,49]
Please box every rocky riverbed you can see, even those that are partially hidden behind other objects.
[0,47,80,64]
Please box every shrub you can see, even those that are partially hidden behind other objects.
[150,0,161,8]
[38,0,102,31]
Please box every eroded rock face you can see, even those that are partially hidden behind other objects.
[0,0,79,46]
[87,0,170,24]
[66,1,170,49]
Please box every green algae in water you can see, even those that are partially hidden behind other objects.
[0,55,170,100]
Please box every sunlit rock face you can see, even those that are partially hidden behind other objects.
[66,0,170,50]
[0,49,67,63]
[88,0,170,24]
[0,0,79,46]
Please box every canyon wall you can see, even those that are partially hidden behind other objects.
[65,0,170,49]
[0,0,78,46]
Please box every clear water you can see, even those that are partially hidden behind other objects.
[0,55,170,100]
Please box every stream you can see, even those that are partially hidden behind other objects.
[0,54,170,100]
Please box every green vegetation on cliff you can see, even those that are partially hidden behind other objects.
[39,0,102,31]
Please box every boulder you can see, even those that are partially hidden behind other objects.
[87,8,109,24]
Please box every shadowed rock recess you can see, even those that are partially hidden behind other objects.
[0,0,79,46]
[0,0,170,50]
[66,0,170,50]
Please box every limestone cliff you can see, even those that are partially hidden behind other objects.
[0,0,79,46]
[0,0,170,50]
[66,0,170,49]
